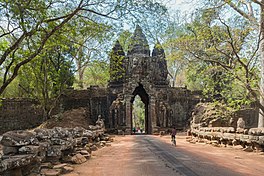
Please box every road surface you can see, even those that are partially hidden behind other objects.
[64,134,264,176]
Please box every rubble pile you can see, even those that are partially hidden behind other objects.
[0,126,111,176]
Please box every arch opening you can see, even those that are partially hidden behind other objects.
[132,95,145,134]
[131,83,149,134]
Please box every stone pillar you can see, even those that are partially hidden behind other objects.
[150,97,158,134]
[125,95,133,134]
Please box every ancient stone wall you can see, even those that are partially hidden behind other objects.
[234,108,258,128]
[60,87,111,127]
[168,88,201,130]
[0,99,43,134]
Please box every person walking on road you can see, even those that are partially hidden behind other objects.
[171,127,176,146]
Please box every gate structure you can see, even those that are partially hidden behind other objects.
[60,26,201,134]
[108,25,199,134]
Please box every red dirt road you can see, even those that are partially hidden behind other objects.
[64,134,264,176]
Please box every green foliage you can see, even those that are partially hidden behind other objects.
[19,42,74,101]
[80,60,110,88]
[132,95,145,129]
[118,30,132,53]
[0,0,169,95]
[163,7,259,110]
[109,50,125,82]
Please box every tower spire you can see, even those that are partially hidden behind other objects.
[109,40,125,83]
[152,41,165,57]
[127,25,150,56]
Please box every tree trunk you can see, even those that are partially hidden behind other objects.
[78,67,85,88]
[259,3,264,127]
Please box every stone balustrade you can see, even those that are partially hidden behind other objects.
[190,126,264,151]
[0,126,111,176]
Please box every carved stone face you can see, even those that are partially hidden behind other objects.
[132,57,138,67]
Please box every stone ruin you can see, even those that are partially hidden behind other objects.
[188,103,263,151]
[60,25,201,134]
[0,122,111,176]
[0,98,43,134]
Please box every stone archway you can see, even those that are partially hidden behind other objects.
[130,83,150,134]
[106,25,200,134]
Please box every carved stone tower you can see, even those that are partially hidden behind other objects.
[109,25,172,134]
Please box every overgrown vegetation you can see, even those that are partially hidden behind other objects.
[132,95,145,130]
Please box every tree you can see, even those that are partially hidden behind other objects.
[17,32,75,119]
[133,95,145,130]
[0,0,168,96]
[164,8,259,109]
[82,60,109,87]
[201,0,264,127]
[162,13,188,87]
[67,20,113,89]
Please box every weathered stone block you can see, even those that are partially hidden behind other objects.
[88,125,98,131]
[71,153,86,164]
[249,135,259,141]
[3,146,19,155]
[18,145,40,154]
[258,136,264,145]
[46,146,62,157]
[90,145,98,151]
[83,130,93,138]
[53,163,68,169]
[62,166,74,174]
[50,138,71,146]
[239,135,250,142]
[236,128,244,134]
[249,128,264,135]
[34,128,52,140]
[40,162,53,169]
[71,127,85,138]
[0,154,37,173]
[40,168,61,176]
[1,131,38,147]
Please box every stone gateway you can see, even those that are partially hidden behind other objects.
[61,26,201,134]
[107,25,200,134]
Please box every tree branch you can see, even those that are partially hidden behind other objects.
[0,6,81,95]
[224,0,257,23]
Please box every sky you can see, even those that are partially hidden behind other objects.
[167,0,196,12]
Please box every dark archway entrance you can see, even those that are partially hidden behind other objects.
[131,83,149,134]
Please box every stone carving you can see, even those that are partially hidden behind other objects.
[96,115,105,129]
[229,117,235,127]
[0,25,201,136]
[237,118,245,129]
[109,94,125,128]
[127,25,150,56]
[190,126,264,152]
[159,101,167,127]
[236,117,246,133]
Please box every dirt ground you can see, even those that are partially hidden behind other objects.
[63,134,264,176]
